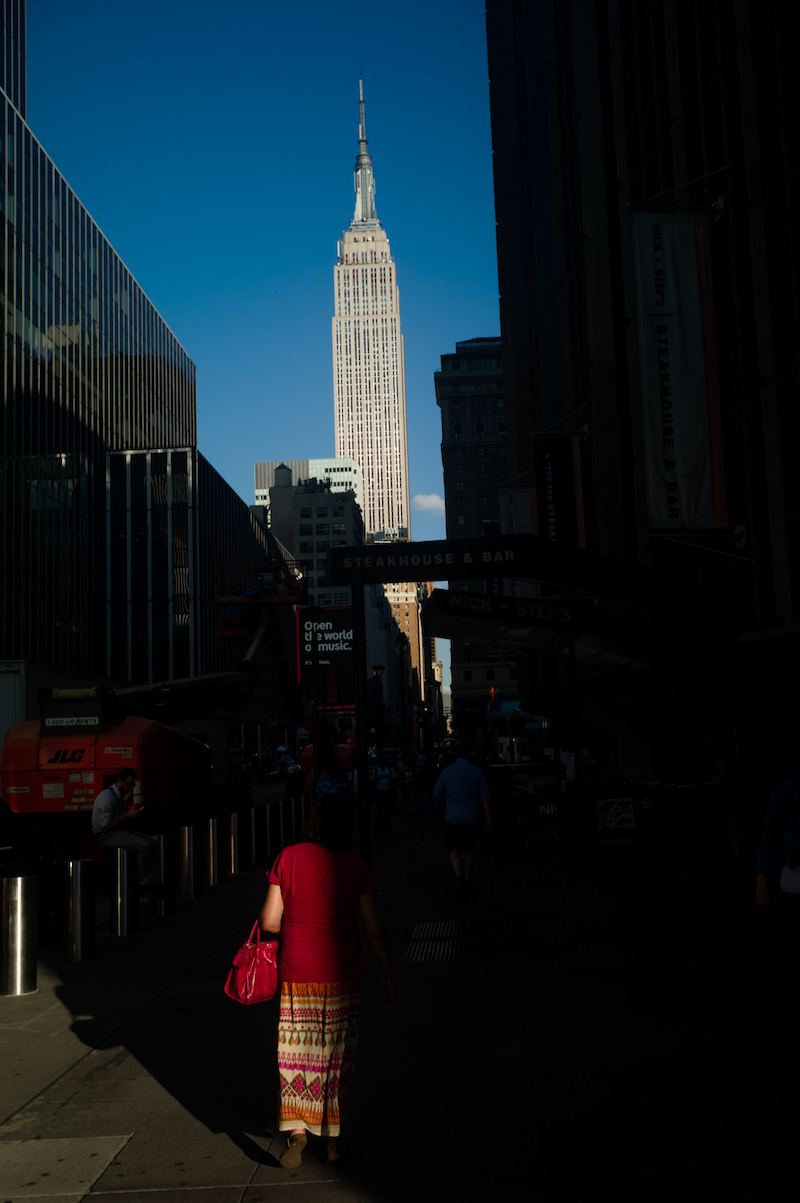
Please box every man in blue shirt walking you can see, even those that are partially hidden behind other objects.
[433,741,492,895]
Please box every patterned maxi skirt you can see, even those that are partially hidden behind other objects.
[277,980,361,1136]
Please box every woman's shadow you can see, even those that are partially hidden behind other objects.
[53,892,283,1167]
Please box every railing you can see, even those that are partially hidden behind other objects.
[57,791,299,963]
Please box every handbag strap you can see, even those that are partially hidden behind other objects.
[248,922,278,948]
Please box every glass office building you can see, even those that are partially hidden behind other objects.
[106,449,294,693]
[1,0,302,761]
[1,1,26,119]
[1,68,196,676]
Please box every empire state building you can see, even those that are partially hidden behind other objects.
[332,80,410,541]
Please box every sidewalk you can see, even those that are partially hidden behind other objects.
[2,806,799,1201]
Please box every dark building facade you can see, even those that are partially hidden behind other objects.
[262,466,416,740]
[486,0,800,774]
[106,449,290,685]
[434,337,516,730]
[106,449,299,738]
[436,337,506,542]
[265,468,366,609]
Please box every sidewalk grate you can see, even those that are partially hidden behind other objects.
[404,919,464,962]
[403,918,528,963]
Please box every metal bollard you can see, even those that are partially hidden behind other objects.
[179,825,195,900]
[111,848,128,937]
[152,836,166,917]
[204,816,219,887]
[63,860,95,963]
[223,813,239,878]
[1,874,38,996]
[111,848,140,936]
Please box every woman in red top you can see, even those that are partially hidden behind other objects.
[259,796,396,1168]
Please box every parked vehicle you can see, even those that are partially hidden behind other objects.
[1,689,212,864]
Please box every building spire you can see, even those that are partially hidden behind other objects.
[352,76,379,227]
[358,74,368,149]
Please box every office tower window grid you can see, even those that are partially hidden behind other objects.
[1,0,26,118]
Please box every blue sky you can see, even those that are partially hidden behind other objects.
[26,0,499,547]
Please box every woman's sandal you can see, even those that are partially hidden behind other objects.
[279,1132,307,1169]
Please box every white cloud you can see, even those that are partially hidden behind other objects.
[412,493,445,516]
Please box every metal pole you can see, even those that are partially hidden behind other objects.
[312,618,320,793]
[63,860,95,963]
[179,825,195,900]
[551,647,562,801]
[111,848,128,937]
[249,807,256,866]
[352,575,371,863]
[226,813,239,878]
[152,836,166,917]
[1,874,38,996]
[278,797,285,849]
[266,804,272,860]
[205,816,218,887]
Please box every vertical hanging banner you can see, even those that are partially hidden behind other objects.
[297,607,356,708]
[533,438,583,546]
[632,213,712,529]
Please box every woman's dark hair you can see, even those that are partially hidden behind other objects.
[304,794,353,852]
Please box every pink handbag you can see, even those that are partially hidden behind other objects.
[224,923,278,1004]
